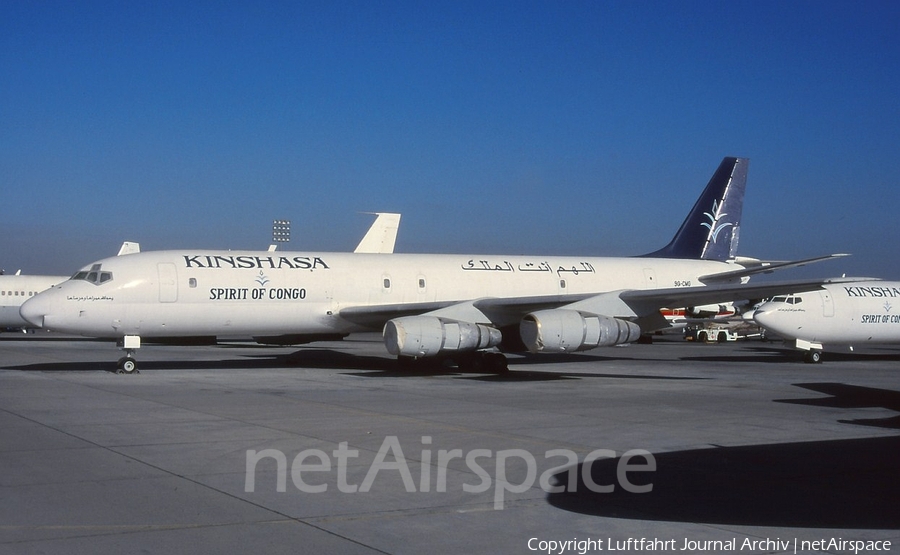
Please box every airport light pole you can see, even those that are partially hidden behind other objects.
[272,220,291,245]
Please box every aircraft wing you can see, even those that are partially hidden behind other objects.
[338,295,595,329]
[338,276,876,331]
[338,300,462,328]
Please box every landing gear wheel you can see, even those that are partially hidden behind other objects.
[117,356,139,374]
[116,336,141,375]
[396,356,445,371]
[455,353,483,372]
[484,352,509,374]
[456,352,508,374]
[803,350,823,364]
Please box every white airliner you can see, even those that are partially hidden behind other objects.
[753,279,900,363]
[0,271,68,331]
[20,158,844,373]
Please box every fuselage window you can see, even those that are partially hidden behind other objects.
[560,279,567,289]
[189,278,198,288]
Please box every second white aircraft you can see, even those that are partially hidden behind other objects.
[753,280,900,362]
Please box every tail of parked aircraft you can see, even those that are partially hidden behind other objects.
[644,157,747,261]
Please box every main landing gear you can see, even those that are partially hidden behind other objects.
[397,351,509,374]
[456,351,509,373]
[116,335,141,374]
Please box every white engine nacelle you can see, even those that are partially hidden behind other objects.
[519,309,641,353]
[383,316,502,358]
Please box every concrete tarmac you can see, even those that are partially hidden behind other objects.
[2,333,899,554]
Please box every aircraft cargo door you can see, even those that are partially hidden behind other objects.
[158,263,178,303]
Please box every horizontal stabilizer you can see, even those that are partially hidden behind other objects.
[700,253,850,283]
[618,276,876,313]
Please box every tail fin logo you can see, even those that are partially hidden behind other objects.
[701,199,732,243]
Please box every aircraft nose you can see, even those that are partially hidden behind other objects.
[20,293,52,328]
[752,306,775,328]
[741,308,758,323]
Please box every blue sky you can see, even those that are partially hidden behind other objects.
[2,1,898,278]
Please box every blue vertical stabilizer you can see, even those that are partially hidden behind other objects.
[644,157,748,261]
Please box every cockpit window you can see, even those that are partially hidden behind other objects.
[71,264,113,285]
[769,295,802,305]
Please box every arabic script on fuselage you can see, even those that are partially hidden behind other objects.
[460,259,596,276]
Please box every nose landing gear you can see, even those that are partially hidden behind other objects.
[802,350,823,364]
[116,335,141,374]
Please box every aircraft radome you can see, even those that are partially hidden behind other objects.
[753,279,900,363]
[20,157,845,374]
